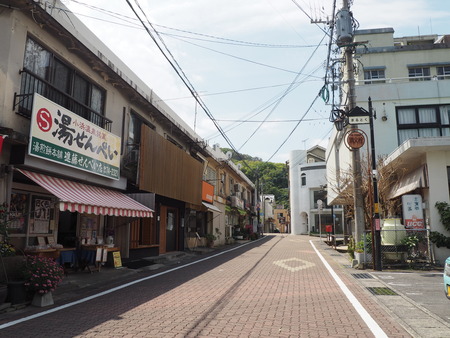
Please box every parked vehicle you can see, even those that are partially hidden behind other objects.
[444,257,450,299]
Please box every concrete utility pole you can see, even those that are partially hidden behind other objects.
[341,0,365,250]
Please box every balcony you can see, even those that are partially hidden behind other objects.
[14,69,112,131]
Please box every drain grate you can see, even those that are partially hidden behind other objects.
[366,287,398,296]
[330,253,341,256]
[352,273,374,279]
[342,264,352,268]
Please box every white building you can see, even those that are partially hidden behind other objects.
[326,27,450,263]
[290,147,344,235]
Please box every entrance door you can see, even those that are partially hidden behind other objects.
[159,206,178,253]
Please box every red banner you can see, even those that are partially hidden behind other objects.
[0,135,7,155]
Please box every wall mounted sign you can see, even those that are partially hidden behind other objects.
[29,93,121,179]
[402,194,424,229]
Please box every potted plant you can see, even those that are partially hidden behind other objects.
[22,255,64,307]
[204,233,217,247]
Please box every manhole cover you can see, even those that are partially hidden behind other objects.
[367,287,398,296]
[352,273,374,279]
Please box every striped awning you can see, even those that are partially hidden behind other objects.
[18,169,153,217]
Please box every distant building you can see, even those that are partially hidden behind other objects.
[289,146,344,235]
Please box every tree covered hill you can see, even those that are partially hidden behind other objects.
[221,148,289,209]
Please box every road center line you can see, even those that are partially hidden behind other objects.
[310,240,388,338]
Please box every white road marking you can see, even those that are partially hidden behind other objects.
[273,257,315,272]
[310,240,388,338]
[0,239,259,330]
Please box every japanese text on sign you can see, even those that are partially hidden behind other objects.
[402,194,424,229]
[29,93,121,179]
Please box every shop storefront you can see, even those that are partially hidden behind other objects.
[6,93,153,266]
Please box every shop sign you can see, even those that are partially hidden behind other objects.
[402,194,424,229]
[29,93,121,180]
[346,131,365,149]
[202,181,214,203]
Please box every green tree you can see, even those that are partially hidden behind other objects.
[220,149,289,208]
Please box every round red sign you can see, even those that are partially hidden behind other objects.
[36,108,52,132]
[347,131,365,149]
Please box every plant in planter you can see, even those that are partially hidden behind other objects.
[0,242,16,257]
[204,233,217,247]
[22,255,64,306]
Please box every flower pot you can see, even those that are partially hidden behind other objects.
[32,291,54,307]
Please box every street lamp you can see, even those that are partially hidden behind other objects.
[331,109,348,131]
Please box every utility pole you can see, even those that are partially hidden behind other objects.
[339,0,365,257]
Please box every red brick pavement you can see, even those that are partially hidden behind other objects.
[0,235,412,337]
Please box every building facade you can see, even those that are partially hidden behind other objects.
[326,27,450,263]
[0,0,255,263]
[289,147,344,236]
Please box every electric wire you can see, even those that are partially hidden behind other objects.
[125,0,250,167]
[238,33,327,152]
[65,0,317,49]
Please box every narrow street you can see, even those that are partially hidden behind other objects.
[1,235,413,337]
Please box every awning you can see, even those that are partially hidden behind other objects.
[18,169,153,217]
[202,202,222,213]
[388,165,428,200]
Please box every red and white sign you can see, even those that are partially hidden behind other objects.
[402,194,424,229]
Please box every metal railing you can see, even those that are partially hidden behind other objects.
[14,69,112,131]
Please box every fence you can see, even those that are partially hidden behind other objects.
[361,229,434,269]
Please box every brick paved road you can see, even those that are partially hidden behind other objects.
[0,235,412,337]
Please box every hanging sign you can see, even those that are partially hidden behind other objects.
[346,130,365,149]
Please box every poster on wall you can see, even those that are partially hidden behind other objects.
[8,191,29,234]
[30,196,53,234]
[402,194,425,229]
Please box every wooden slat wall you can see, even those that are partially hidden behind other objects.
[141,217,156,245]
[139,125,203,205]
[130,219,140,249]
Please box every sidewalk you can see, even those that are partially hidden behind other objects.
[313,238,450,337]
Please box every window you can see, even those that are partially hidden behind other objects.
[437,66,450,80]
[408,67,430,81]
[312,190,327,209]
[301,173,306,186]
[205,167,218,195]
[364,69,385,84]
[397,105,450,144]
[19,37,107,128]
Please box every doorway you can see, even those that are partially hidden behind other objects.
[159,206,179,253]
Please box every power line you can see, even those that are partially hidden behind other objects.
[125,0,250,167]
[64,0,319,49]
[238,33,327,152]
[215,118,327,123]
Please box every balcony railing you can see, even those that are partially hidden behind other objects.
[14,69,112,131]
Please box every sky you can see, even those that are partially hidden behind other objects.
[61,0,449,163]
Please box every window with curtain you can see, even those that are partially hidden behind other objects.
[397,105,450,144]
[408,67,430,81]
[437,66,450,80]
[21,37,106,126]
[364,69,385,84]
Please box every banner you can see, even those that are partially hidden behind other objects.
[29,93,121,179]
